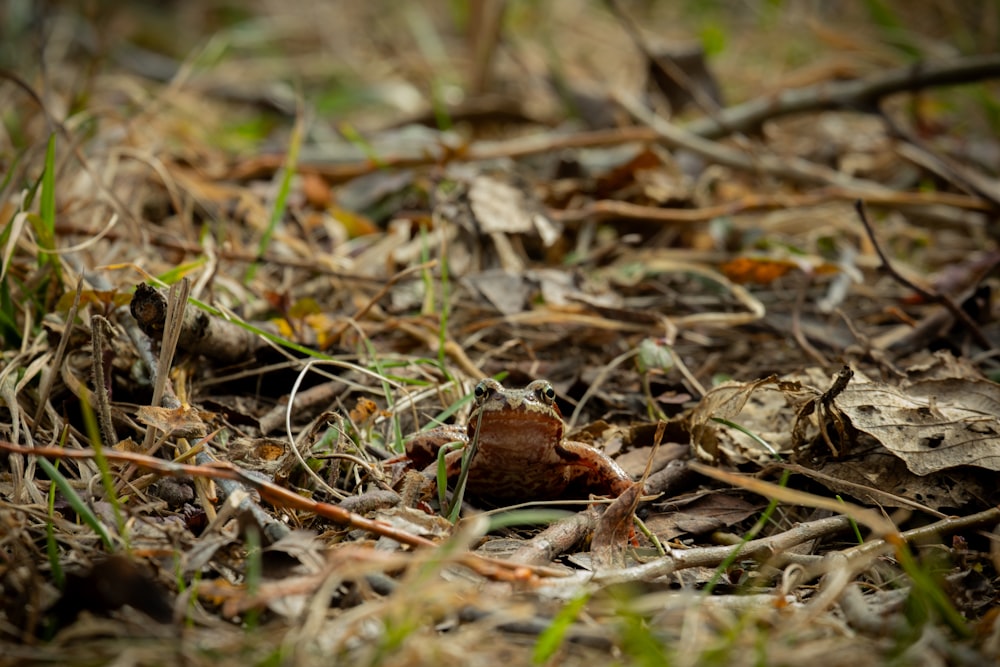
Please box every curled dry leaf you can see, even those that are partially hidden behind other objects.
[226,436,290,476]
[689,374,820,464]
[135,404,209,439]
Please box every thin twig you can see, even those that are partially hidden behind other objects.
[685,53,1000,139]
[854,200,991,349]
[605,0,724,119]
[0,440,565,581]
[552,188,990,225]
[616,90,884,191]
[90,315,119,447]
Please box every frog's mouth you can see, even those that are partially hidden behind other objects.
[469,409,564,446]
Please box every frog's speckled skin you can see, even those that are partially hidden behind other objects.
[405,379,633,504]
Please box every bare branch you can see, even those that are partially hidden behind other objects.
[687,54,1000,139]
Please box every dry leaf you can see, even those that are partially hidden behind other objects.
[689,375,818,464]
[833,376,1000,475]
[646,492,762,541]
[135,404,208,439]
[469,174,561,246]
[591,481,643,570]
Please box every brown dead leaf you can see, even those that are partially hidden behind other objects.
[721,256,795,284]
[301,172,332,208]
[330,205,379,237]
[135,404,208,439]
[689,375,819,464]
[804,450,988,512]
[227,437,290,476]
[469,173,561,246]
[645,492,763,541]
[464,269,533,315]
[721,256,842,285]
[591,481,643,570]
[833,375,1000,475]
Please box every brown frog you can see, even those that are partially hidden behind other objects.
[405,378,634,505]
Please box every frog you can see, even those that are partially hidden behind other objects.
[404,378,634,506]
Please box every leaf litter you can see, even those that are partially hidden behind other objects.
[2,2,1000,665]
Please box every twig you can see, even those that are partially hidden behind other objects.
[227,126,661,182]
[685,53,1000,139]
[616,89,884,191]
[792,280,831,367]
[148,280,187,414]
[90,315,119,447]
[0,440,561,582]
[803,505,1000,583]
[552,188,990,225]
[880,111,1000,208]
[130,281,271,367]
[593,515,852,585]
[510,512,597,566]
[854,200,991,349]
[223,55,1000,187]
[605,0,724,119]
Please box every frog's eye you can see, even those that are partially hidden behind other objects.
[474,379,500,403]
[474,382,489,400]
[539,383,556,403]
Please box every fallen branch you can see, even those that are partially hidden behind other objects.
[552,188,991,225]
[685,53,1000,139]
[616,90,882,190]
[594,515,852,585]
[130,282,272,366]
[854,199,992,350]
[0,440,560,582]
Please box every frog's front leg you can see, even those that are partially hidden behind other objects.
[557,440,635,498]
[395,427,467,507]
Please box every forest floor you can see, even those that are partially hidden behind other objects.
[2,2,1000,665]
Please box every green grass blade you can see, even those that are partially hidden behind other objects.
[702,468,790,596]
[40,134,56,236]
[711,417,781,459]
[157,256,208,285]
[533,590,591,664]
[245,112,303,283]
[35,134,58,270]
[0,278,20,347]
[434,440,463,515]
[36,456,114,550]
[437,232,450,367]
[79,398,130,549]
[46,470,64,589]
[896,542,970,638]
[339,122,385,167]
[487,509,573,531]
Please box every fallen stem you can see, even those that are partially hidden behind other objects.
[0,440,564,581]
